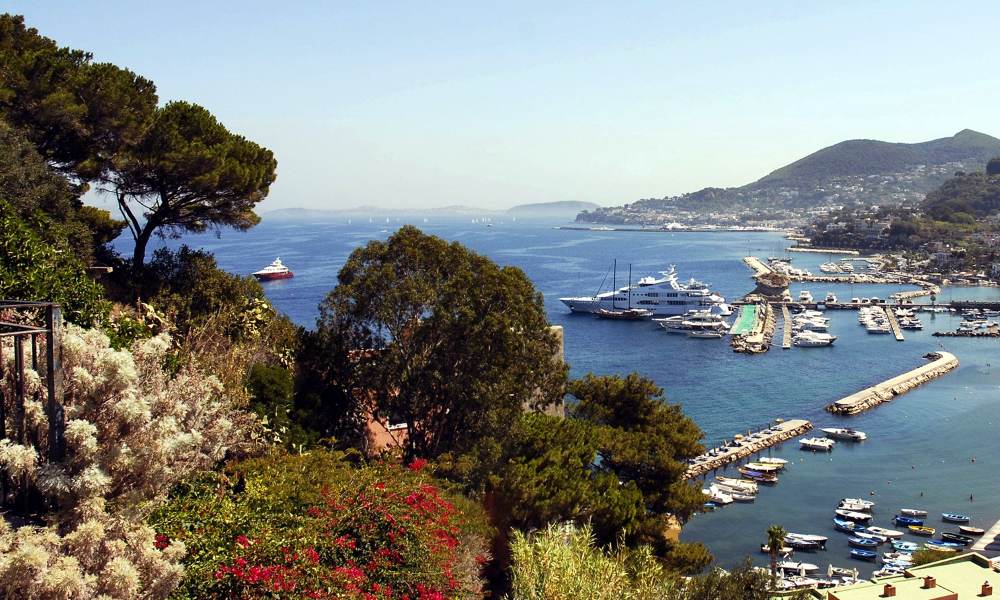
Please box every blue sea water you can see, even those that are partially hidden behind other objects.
[126,217,1000,575]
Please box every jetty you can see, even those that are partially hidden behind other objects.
[743,256,774,278]
[826,352,959,415]
[934,326,1000,337]
[971,517,1000,555]
[884,307,905,341]
[685,419,813,479]
[786,247,860,255]
[781,304,792,349]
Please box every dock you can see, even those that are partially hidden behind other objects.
[971,517,1000,556]
[781,304,792,349]
[826,352,959,415]
[685,419,813,479]
[786,247,860,255]
[884,307,905,341]
[743,256,774,278]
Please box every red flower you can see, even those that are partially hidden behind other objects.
[408,458,428,472]
[154,533,170,550]
[235,534,250,548]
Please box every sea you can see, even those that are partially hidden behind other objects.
[126,215,1000,576]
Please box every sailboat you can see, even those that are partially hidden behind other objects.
[595,261,653,320]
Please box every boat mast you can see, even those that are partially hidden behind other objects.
[612,259,617,310]
[627,264,632,310]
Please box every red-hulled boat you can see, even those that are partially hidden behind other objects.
[252,258,293,281]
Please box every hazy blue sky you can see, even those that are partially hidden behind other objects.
[9,1,1000,211]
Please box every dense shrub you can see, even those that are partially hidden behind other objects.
[0,324,256,598]
[151,451,492,598]
[0,200,109,326]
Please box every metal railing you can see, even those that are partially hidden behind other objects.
[0,301,64,511]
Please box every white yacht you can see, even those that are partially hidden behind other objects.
[793,331,837,347]
[798,290,814,303]
[824,292,838,304]
[800,437,835,451]
[561,266,730,316]
[655,310,730,333]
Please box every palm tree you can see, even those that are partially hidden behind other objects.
[766,524,787,580]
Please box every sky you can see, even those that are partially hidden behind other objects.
[8,1,1000,211]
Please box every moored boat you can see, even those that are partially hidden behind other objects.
[835,509,872,523]
[841,498,875,510]
[940,532,974,545]
[757,457,789,467]
[839,500,872,512]
[715,476,758,493]
[821,428,867,442]
[899,508,927,517]
[865,527,903,540]
[908,525,935,536]
[894,515,924,527]
[923,541,959,553]
[595,307,653,320]
[891,541,918,552]
[800,437,835,451]
[848,537,878,548]
[737,467,778,483]
[777,560,819,573]
[743,462,782,472]
[834,518,861,533]
[850,548,877,561]
[942,513,971,523]
[959,525,986,536]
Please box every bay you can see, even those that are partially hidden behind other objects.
[126,216,1000,574]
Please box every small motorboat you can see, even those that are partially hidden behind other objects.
[836,509,872,523]
[873,566,905,578]
[881,552,913,564]
[942,513,971,523]
[596,307,654,320]
[850,549,877,561]
[909,525,935,536]
[761,543,793,554]
[839,500,872,512]
[715,476,757,493]
[865,527,903,540]
[959,525,986,536]
[829,565,856,578]
[821,428,867,442]
[731,492,756,503]
[923,541,959,553]
[854,531,888,544]
[737,467,778,483]
[894,515,923,527]
[777,560,819,573]
[787,533,828,546]
[800,437,835,451]
[688,330,724,339]
[834,518,861,533]
[848,537,879,548]
[891,541,919,552]
[940,532,974,545]
[784,537,823,551]
[899,508,927,517]
[841,498,875,510]
[757,457,789,467]
[743,462,782,472]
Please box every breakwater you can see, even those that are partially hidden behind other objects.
[686,419,813,479]
[933,326,1000,338]
[825,352,959,415]
[786,247,860,255]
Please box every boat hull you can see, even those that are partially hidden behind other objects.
[253,271,294,281]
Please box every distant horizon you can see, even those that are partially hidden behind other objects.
[14,1,1000,212]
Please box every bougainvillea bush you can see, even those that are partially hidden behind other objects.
[151,451,491,599]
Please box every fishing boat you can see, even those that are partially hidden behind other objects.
[743,462,782,472]
[923,542,959,553]
[891,541,918,552]
[899,508,927,517]
[881,552,913,564]
[800,437,835,451]
[714,476,757,493]
[942,513,971,523]
[757,457,789,467]
[940,532,974,545]
[737,467,778,483]
[731,491,756,503]
[894,515,924,527]
[855,531,888,544]
[701,485,733,505]
[821,428,867,442]
[834,518,862,533]
[850,549,877,561]
[865,527,903,540]
[959,525,986,536]
[908,525,935,536]
[841,498,875,510]
[784,537,823,551]
[835,509,872,523]
[848,537,879,548]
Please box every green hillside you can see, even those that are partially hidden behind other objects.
[759,129,1000,184]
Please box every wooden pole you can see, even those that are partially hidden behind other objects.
[46,305,64,462]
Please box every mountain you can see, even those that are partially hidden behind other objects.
[759,129,1000,185]
[576,130,1000,223]
[507,200,600,217]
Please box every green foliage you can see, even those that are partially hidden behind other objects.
[923,171,1000,222]
[139,245,266,334]
[0,200,108,325]
[911,548,955,566]
[292,324,367,446]
[115,101,277,270]
[246,362,313,448]
[150,450,492,598]
[766,524,787,578]
[506,523,679,600]
[987,157,1000,176]
[0,14,158,181]
[105,312,153,350]
[319,225,567,459]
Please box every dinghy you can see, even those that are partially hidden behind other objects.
[865,527,903,539]
[959,525,985,536]
[841,498,875,510]
[899,508,927,517]
[942,513,971,523]
[923,541,959,553]
[834,518,861,533]
[850,549,877,561]
[908,525,935,536]
[839,500,872,512]
[940,532,974,545]
[891,541,918,552]
[848,537,879,548]
[836,509,872,522]
[777,560,819,572]
[894,515,923,527]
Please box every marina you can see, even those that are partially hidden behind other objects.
[685,419,813,479]
[825,352,959,415]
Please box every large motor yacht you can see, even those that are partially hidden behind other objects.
[560,266,730,316]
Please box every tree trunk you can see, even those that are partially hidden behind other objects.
[132,225,155,275]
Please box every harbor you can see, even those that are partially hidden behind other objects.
[825,352,959,415]
[685,419,813,479]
